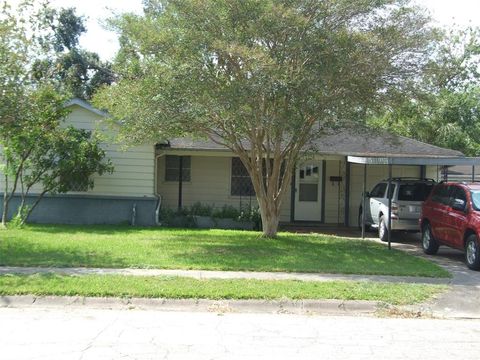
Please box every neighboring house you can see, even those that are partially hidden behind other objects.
[0,99,466,227]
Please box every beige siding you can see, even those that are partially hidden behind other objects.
[156,155,352,223]
[349,164,423,227]
[0,105,155,198]
[157,155,292,221]
[426,165,439,181]
[65,105,155,197]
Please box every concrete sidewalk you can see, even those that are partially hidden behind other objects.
[0,266,451,284]
[2,232,480,318]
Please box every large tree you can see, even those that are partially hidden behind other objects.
[96,0,437,237]
[0,1,112,227]
[368,27,480,155]
[31,6,115,99]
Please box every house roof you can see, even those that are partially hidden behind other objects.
[69,98,462,159]
[64,98,109,118]
[165,129,464,158]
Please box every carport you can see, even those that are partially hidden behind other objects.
[348,156,480,249]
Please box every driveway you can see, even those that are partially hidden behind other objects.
[373,231,480,318]
[298,227,480,318]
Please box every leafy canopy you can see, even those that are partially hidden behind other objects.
[96,0,437,237]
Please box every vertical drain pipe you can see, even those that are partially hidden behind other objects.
[131,203,137,226]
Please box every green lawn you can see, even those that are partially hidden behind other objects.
[0,274,446,305]
[0,225,449,278]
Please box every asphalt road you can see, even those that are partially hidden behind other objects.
[1,307,480,360]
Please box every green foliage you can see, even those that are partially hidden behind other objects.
[369,27,480,155]
[189,202,214,216]
[159,208,196,228]
[31,6,115,99]
[95,0,438,237]
[211,205,241,220]
[0,274,446,305]
[0,3,114,226]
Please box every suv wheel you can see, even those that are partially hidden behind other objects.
[379,216,388,242]
[465,235,480,270]
[421,223,439,255]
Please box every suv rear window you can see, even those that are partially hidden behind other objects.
[398,183,434,201]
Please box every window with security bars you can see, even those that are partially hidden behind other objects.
[68,178,89,192]
[60,173,90,192]
[165,155,191,182]
[231,157,255,196]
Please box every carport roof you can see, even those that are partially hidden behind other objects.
[163,129,464,158]
[348,156,480,166]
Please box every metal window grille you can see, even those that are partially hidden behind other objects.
[231,158,255,196]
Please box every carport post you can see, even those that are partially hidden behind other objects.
[362,163,367,239]
[387,164,392,250]
[473,166,475,182]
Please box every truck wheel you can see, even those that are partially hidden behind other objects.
[421,223,439,255]
[465,235,480,270]
[379,216,388,242]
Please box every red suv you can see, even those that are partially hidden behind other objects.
[420,182,480,270]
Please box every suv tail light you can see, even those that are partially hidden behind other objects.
[391,202,399,215]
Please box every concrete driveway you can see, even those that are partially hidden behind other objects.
[293,227,480,318]
[369,231,480,318]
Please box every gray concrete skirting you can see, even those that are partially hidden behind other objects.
[0,193,158,226]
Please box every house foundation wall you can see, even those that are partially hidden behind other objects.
[0,194,158,226]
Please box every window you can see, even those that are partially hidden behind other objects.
[431,185,450,205]
[370,183,387,198]
[67,178,89,192]
[387,184,396,199]
[471,190,480,210]
[60,172,91,192]
[398,183,434,201]
[165,155,191,182]
[231,157,255,196]
[450,186,467,207]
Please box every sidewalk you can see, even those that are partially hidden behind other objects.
[1,234,480,318]
[0,266,451,284]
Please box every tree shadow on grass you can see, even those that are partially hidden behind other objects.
[168,233,444,276]
[0,240,129,268]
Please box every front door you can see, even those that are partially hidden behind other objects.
[294,162,322,221]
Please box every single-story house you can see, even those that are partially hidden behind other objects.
[0,99,467,227]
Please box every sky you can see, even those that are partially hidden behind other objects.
[7,0,480,61]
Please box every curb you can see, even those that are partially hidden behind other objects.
[0,295,379,316]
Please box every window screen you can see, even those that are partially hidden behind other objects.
[165,155,191,182]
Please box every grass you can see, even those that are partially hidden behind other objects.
[0,273,446,305]
[0,224,449,277]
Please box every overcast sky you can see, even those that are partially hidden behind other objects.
[9,0,480,61]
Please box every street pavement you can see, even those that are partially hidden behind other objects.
[1,307,480,360]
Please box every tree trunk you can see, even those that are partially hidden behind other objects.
[260,209,280,238]
[1,173,9,228]
[256,191,282,238]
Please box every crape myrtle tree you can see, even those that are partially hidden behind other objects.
[0,2,112,227]
[96,0,437,237]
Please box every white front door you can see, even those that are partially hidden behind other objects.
[294,162,322,221]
